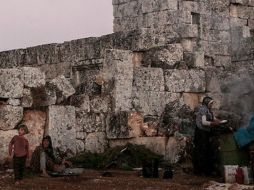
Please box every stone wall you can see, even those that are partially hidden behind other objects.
[0,0,253,164]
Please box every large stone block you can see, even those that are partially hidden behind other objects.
[132,90,166,116]
[103,49,133,112]
[21,88,33,108]
[22,110,46,154]
[182,93,202,110]
[84,132,108,153]
[179,24,199,38]
[143,44,183,69]
[22,67,46,88]
[164,69,206,92]
[90,95,111,113]
[114,1,140,18]
[40,62,71,80]
[76,112,105,133]
[0,130,18,164]
[46,106,77,156]
[143,10,180,28]
[0,69,23,98]
[0,105,23,131]
[141,0,178,13]
[106,111,143,139]
[133,67,164,92]
[31,84,57,107]
[70,95,90,112]
[109,137,167,156]
[50,75,75,100]
[165,136,187,163]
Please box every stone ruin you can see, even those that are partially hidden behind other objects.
[0,0,253,165]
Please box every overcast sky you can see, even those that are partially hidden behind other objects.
[0,0,113,52]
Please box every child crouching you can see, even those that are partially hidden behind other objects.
[9,124,29,185]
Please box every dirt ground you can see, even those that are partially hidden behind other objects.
[0,168,220,190]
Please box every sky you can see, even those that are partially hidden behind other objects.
[0,0,113,52]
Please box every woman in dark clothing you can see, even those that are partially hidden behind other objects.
[192,97,226,176]
[30,136,71,177]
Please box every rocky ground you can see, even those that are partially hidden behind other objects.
[0,168,250,190]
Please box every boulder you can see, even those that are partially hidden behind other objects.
[84,132,108,153]
[0,105,23,131]
[46,106,77,156]
[22,67,46,88]
[0,69,23,98]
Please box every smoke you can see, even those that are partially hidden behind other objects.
[220,69,254,127]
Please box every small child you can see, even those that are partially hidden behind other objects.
[9,124,29,185]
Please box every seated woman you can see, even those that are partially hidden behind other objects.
[30,136,71,177]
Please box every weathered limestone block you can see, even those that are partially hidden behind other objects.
[76,112,105,133]
[0,130,18,164]
[179,24,199,38]
[193,50,205,68]
[128,112,143,137]
[165,136,187,163]
[133,68,164,91]
[84,132,108,153]
[230,4,253,19]
[132,52,143,68]
[114,1,140,18]
[22,67,46,88]
[73,68,101,96]
[40,62,71,80]
[248,19,254,29]
[164,69,206,92]
[109,137,167,156]
[136,26,180,50]
[31,84,57,107]
[214,55,231,67]
[230,0,249,5]
[7,99,20,106]
[211,15,230,30]
[143,44,183,69]
[106,111,143,139]
[141,0,178,13]
[50,75,75,100]
[132,91,166,116]
[22,88,33,108]
[103,49,133,112]
[22,110,46,154]
[0,105,23,131]
[70,95,90,112]
[181,39,197,52]
[90,95,111,113]
[0,69,23,98]
[230,17,248,27]
[182,93,202,110]
[46,106,77,156]
[144,10,180,28]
